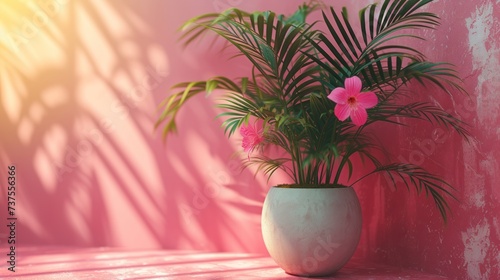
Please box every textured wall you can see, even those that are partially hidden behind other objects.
[354,1,500,279]
[0,0,498,279]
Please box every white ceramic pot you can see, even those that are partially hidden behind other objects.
[261,185,362,277]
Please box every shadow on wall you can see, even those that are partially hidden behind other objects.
[0,0,271,253]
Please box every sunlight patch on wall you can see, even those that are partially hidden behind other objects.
[185,131,216,174]
[34,149,57,192]
[0,0,69,148]
[166,152,197,187]
[41,85,69,107]
[94,157,162,248]
[89,0,152,36]
[147,46,170,78]
[17,102,45,144]
[65,190,92,244]
[19,29,65,77]
[76,5,117,79]
[0,0,68,72]
[88,0,130,36]
[17,118,34,145]
[107,117,166,196]
[75,76,167,196]
[44,124,68,174]
[34,124,67,193]
[0,68,22,123]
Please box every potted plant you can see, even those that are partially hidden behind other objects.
[157,0,470,276]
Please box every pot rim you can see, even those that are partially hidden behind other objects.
[274,184,348,189]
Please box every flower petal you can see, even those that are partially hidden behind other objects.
[350,107,368,126]
[240,125,249,136]
[357,91,378,109]
[328,87,348,104]
[344,76,362,94]
[242,140,251,152]
[240,124,263,153]
[334,104,351,121]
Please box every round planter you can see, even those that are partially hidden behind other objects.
[261,185,362,277]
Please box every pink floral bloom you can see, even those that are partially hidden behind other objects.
[328,76,378,126]
[240,123,264,153]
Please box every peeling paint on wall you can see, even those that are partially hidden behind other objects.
[480,154,499,197]
[463,4,500,278]
[466,1,500,127]
[462,147,485,210]
[461,221,491,280]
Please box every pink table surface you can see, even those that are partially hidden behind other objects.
[0,247,448,279]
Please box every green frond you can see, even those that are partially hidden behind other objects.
[375,163,457,223]
[157,0,471,223]
[242,155,294,182]
[156,77,248,140]
[387,102,472,140]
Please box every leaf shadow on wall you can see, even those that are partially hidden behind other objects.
[0,0,268,253]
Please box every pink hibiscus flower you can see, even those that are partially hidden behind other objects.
[328,76,378,126]
[240,123,264,153]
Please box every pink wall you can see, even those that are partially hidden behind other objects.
[0,0,498,279]
[355,1,500,278]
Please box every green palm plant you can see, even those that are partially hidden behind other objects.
[157,0,470,222]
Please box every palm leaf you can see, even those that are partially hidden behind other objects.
[156,1,470,223]
[386,102,472,140]
[374,163,457,223]
[348,154,457,222]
